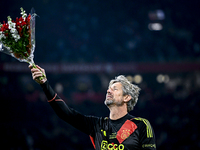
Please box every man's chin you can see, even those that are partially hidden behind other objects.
[104,99,114,106]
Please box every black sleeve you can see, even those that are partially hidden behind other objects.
[40,81,99,135]
[136,118,156,150]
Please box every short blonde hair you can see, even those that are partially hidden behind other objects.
[109,75,141,112]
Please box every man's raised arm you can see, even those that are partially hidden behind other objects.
[29,65,97,135]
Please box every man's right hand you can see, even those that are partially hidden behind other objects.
[29,65,47,84]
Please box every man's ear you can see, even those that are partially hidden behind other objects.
[124,95,131,102]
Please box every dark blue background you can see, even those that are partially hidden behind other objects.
[0,0,200,149]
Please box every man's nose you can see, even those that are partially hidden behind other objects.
[107,88,112,93]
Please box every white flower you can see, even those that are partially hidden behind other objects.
[12,33,20,42]
[9,22,16,28]
[17,35,20,39]
[10,28,16,34]
[8,16,16,30]
[12,34,16,38]
[14,35,20,42]
[0,31,6,40]
[6,16,20,42]
[8,20,12,24]
[20,7,27,21]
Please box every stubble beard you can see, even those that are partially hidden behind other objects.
[104,98,124,107]
[104,99,114,106]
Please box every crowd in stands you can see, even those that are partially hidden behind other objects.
[0,0,200,63]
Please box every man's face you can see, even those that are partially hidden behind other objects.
[105,82,125,107]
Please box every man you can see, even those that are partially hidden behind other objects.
[30,65,156,150]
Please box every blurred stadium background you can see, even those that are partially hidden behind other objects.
[0,0,200,149]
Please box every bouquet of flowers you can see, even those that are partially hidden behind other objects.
[0,8,45,79]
